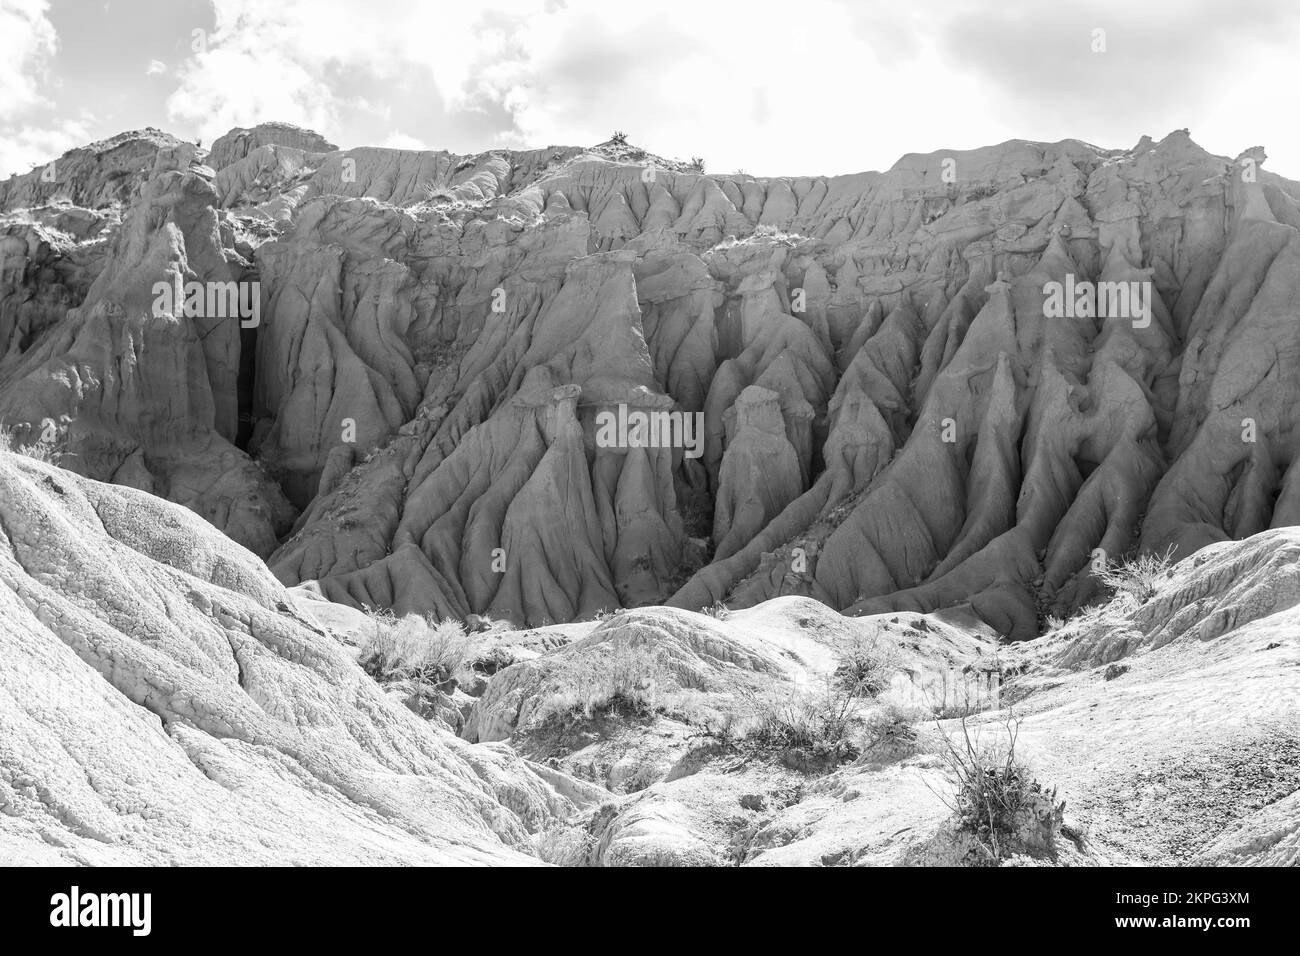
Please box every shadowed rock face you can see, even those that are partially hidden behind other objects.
[1,139,293,557]
[4,125,1300,635]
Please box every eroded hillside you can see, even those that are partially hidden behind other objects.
[0,450,597,863]
[4,124,1300,637]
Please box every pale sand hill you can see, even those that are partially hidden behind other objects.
[0,450,582,864]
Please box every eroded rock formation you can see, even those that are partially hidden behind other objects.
[5,126,1300,636]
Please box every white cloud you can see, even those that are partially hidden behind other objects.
[166,40,340,144]
[162,0,534,144]
[7,0,1300,184]
[0,0,71,178]
[131,0,1300,179]
[0,0,58,120]
[445,0,978,175]
[0,116,93,181]
[380,131,434,151]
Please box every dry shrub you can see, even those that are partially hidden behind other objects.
[358,610,470,683]
[835,635,899,697]
[933,710,1065,864]
[746,678,863,769]
[701,601,730,620]
[859,703,924,758]
[531,643,666,730]
[1094,547,1177,604]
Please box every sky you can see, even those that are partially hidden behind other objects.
[2,0,1299,180]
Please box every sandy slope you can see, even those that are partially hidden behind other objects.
[0,451,581,864]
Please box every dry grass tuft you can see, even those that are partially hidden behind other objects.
[358,610,471,683]
[0,426,67,465]
[531,643,667,730]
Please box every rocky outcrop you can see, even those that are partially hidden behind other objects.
[712,386,803,559]
[207,122,337,171]
[0,143,292,556]
[1,205,117,370]
[0,129,193,211]
[6,125,1300,637]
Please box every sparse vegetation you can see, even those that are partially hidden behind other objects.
[358,610,471,684]
[930,680,1003,719]
[964,183,999,201]
[694,708,743,751]
[335,509,364,531]
[676,485,713,538]
[688,156,705,172]
[933,710,1065,865]
[834,635,898,697]
[1036,547,1177,634]
[711,638,919,771]
[1040,600,1109,636]
[532,823,596,866]
[920,660,1006,719]
[417,181,456,203]
[859,703,924,757]
[701,600,730,620]
[745,678,864,769]
[531,643,666,730]
[609,131,628,146]
[1094,547,1177,604]
[0,425,68,465]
